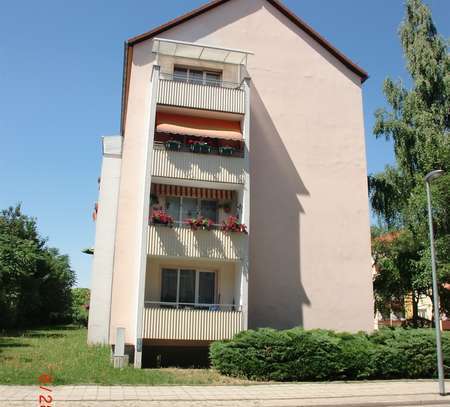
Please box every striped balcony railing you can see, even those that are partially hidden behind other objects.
[143,304,243,340]
[148,224,245,260]
[152,144,245,185]
[157,77,245,114]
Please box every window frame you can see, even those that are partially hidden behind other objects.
[165,196,219,224]
[160,267,217,306]
[173,66,222,86]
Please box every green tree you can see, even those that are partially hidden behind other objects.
[70,288,90,327]
[370,0,449,323]
[0,205,75,327]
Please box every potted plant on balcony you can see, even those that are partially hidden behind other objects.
[188,139,211,154]
[218,146,235,156]
[165,139,182,151]
[221,215,248,234]
[219,202,232,213]
[186,216,214,231]
[151,209,174,227]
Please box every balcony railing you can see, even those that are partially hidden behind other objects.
[157,73,245,114]
[148,224,245,260]
[152,143,245,184]
[143,303,243,340]
[145,301,241,312]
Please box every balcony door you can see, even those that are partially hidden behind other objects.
[161,268,216,307]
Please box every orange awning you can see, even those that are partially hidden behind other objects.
[156,112,242,141]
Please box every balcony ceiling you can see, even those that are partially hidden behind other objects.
[152,38,253,65]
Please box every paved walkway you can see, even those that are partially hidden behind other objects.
[1,380,449,406]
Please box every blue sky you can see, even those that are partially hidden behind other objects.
[1,1,449,288]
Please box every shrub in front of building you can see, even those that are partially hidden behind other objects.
[210,328,450,381]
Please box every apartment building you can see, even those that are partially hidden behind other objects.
[88,0,374,368]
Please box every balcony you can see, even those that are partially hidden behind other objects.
[148,224,245,260]
[152,143,245,184]
[157,73,245,114]
[143,303,243,340]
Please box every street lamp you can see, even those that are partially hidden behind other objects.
[424,169,445,396]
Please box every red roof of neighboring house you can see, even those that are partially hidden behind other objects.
[374,231,402,243]
[120,0,369,135]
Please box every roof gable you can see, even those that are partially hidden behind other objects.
[127,0,368,82]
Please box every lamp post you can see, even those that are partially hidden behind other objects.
[424,169,445,396]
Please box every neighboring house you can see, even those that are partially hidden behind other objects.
[372,233,450,330]
[88,0,373,367]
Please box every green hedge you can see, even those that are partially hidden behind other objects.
[210,328,450,381]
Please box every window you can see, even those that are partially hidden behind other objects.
[181,197,198,220]
[161,269,177,303]
[165,197,218,224]
[173,66,222,86]
[205,72,221,86]
[200,200,218,223]
[165,196,181,221]
[173,67,188,82]
[161,268,216,306]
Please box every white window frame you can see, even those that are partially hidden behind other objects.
[173,66,222,86]
[165,196,218,224]
[160,267,217,306]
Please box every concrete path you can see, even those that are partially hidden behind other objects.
[1,380,450,406]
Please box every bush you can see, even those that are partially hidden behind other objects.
[369,328,448,379]
[210,327,450,381]
[70,288,90,327]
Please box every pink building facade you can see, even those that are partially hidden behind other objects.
[88,0,373,367]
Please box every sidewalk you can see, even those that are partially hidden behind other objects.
[2,380,449,406]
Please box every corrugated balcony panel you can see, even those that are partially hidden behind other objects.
[152,146,245,184]
[157,79,245,114]
[148,225,245,260]
[143,307,243,340]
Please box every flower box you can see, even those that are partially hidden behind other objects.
[221,216,248,234]
[151,210,174,227]
[218,146,235,156]
[165,140,182,151]
[186,216,214,231]
[189,141,211,154]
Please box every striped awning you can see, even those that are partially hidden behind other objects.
[152,183,234,200]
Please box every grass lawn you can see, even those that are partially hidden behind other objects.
[0,326,249,385]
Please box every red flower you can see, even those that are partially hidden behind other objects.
[151,210,174,226]
[221,216,248,234]
[186,216,214,231]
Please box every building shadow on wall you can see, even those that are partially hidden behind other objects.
[248,85,310,329]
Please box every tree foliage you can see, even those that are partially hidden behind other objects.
[0,205,75,328]
[70,288,90,327]
[370,0,449,320]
